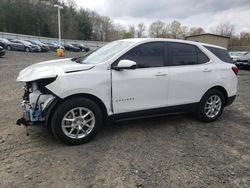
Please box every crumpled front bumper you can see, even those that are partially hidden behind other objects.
[16,101,32,126]
[16,95,55,126]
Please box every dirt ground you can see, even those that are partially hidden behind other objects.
[0,51,249,188]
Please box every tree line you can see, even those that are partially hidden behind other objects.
[0,0,249,48]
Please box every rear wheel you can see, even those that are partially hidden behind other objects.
[51,98,103,145]
[197,89,225,122]
[25,47,30,52]
[7,45,12,51]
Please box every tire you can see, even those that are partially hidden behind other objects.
[51,97,103,145]
[7,45,12,51]
[25,47,30,52]
[197,89,225,122]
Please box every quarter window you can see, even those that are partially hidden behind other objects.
[117,42,164,68]
[204,46,233,64]
[168,43,209,66]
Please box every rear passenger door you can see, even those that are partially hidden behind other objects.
[167,42,215,106]
[11,41,24,50]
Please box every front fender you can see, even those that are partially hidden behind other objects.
[45,71,112,115]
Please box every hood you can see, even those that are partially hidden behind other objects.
[238,56,249,61]
[17,58,94,82]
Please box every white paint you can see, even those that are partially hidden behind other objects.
[17,38,238,116]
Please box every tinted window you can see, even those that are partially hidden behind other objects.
[204,46,233,64]
[168,43,209,66]
[116,42,164,68]
[198,49,210,64]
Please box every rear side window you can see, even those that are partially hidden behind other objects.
[116,42,164,68]
[168,43,209,66]
[204,46,233,64]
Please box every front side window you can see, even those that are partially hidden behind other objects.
[116,42,164,68]
[168,43,209,66]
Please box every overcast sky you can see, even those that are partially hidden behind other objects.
[74,0,250,33]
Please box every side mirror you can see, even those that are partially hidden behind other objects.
[112,60,137,70]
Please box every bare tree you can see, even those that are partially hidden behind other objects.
[128,25,136,38]
[109,23,126,41]
[137,22,146,38]
[240,32,250,46]
[165,20,182,39]
[66,0,76,8]
[212,22,235,37]
[179,26,189,39]
[148,20,166,38]
[188,27,205,36]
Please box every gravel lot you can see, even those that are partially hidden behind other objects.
[0,51,250,188]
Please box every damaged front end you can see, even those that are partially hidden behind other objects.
[16,78,56,126]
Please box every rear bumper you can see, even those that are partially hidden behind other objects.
[227,95,236,106]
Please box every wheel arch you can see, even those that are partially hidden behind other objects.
[45,93,108,130]
[203,85,229,105]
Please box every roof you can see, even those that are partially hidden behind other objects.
[185,33,230,39]
[119,38,226,50]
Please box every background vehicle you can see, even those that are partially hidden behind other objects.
[236,52,250,68]
[64,44,81,52]
[27,40,50,52]
[72,43,90,52]
[229,51,248,62]
[16,39,238,145]
[0,38,13,50]
[0,46,5,57]
[9,39,40,52]
[47,42,65,51]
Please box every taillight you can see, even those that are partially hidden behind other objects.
[232,66,239,75]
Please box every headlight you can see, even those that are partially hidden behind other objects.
[27,77,57,94]
[36,77,57,94]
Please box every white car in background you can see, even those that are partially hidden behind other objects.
[229,51,248,62]
[235,52,250,68]
[16,38,238,145]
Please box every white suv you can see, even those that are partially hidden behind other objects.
[16,38,238,145]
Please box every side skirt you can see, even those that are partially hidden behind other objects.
[109,103,199,123]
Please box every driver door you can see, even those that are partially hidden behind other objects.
[112,42,169,114]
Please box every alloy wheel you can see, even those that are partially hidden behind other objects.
[61,107,95,139]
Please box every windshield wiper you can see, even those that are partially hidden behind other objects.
[71,57,82,63]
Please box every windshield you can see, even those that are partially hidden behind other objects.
[244,53,250,58]
[33,41,44,45]
[229,52,240,56]
[79,41,133,64]
[0,38,10,43]
[20,41,33,45]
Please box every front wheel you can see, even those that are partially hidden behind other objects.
[25,47,30,52]
[197,89,225,122]
[51,98,103,145]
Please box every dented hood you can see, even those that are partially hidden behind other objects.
[16,58,94,82]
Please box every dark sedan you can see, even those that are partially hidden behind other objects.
[0,38,13,50]
[72,43,90,52]
[0,46,5,57]
[64,44,81,52]
[9,39,41,52]
[27,40,50,52]
[47,42,65,51]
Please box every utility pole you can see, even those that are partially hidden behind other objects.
[54,4,63,47]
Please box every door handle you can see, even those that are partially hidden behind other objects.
[155,73,167,77]
[203,68,212,72]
